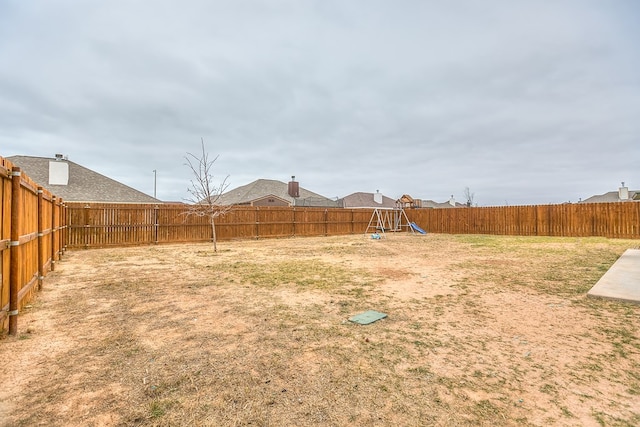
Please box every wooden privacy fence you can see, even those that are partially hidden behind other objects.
[405,203,640,239]
[65,201,640,249]
[65,203,375,247]
[1,157,66,335]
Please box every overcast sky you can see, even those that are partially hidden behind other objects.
[1,1,639,205]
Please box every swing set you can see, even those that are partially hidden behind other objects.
[365,208,415,237]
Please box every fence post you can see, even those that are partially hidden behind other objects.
[84,204,90,249]
[57,198,64,260]
[292,207,296,237]
[9,167,21,335]
[37,187,44,290]
[154,204,159,244]
[324,209,328,236]
[351,209,354,234]
[60,200,67,256]
[255,207,259,239]
[50,196,57,271]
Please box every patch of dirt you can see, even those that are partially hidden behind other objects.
[1,233,639,426]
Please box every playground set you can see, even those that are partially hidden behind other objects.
[365,208,426,237]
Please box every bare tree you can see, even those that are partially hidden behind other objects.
[463,187,475,207]
[183,138,232,252]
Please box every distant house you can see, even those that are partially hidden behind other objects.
[581,183,639,203]
[7,155,160,203]
[421,195,465,208]
[339,191,397,209]
[216,176,340,207]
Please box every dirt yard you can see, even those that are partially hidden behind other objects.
[1,233,639,426]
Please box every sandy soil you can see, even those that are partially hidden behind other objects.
[0,233,638,426]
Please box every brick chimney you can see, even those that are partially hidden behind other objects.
[288,176,299,198]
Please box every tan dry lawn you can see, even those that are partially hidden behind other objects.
[1,233,639,426]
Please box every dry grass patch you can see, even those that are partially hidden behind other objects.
[1,234,639,426]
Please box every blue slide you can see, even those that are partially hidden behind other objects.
[410,222,427,234]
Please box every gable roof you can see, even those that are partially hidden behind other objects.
[339,192,397,209]
[217,179,338,207]
[7,155,160,203]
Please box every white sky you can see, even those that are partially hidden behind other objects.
[1,0,639,205]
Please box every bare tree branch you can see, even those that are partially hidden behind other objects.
[464,187,475,207]
[182,138,233,251]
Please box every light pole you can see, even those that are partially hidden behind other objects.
[153,170,157,199]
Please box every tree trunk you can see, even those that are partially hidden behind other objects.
[210,216,217,252]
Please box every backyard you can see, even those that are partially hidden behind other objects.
[0,233,639,426]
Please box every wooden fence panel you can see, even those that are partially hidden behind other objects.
[218,207,254,241]
[38,190,53,280]
[61,201,640,250]
[352,209,374,234]
[56,197,66,260]
[156,204,209,244]
[327,209,355,235]
[406,203,640,239]
[255,207,295,238]
[0,156,63,334]
[293,208,326,237]
[65,205,384,247]
[16,172,40,316]
[51,197,58,270]
[67,204,154,247]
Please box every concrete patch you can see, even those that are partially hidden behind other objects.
[587,249,640,304]
[349,310,388,325]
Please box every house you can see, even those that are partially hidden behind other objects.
[7,154,160,203]
[421,195,465,208]
[216,176,340,207]
[339,191,397,209]
[581,183,639,203]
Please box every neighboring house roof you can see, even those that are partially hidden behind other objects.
[7,155,160,203]
[339,192,397,209]
[421,199,465,208]
[216,178,339,207]
[581,189,640,203]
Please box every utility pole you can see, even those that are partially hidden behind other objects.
[153,169,157,198]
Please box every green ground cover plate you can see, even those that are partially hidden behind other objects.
[348,310,388,325]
